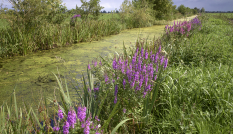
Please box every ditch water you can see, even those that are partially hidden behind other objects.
[0,16,197,108]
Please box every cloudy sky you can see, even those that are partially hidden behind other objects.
[1,0,233,12]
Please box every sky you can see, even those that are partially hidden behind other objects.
[1,0,233,12]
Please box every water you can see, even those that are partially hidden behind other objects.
[0,16,197,107]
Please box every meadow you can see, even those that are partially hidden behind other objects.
[1,11,233,134]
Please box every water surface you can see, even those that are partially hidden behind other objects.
[0,16,197,106]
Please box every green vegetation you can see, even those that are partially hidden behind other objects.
[1,13,233,133]
[2,0,232,133]
[0,0,197,58]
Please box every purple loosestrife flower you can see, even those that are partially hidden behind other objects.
[77,106,86,122]
[58,107,64,119]
[132,53,137,66]
[154,52,159,63]
[123,79,126,89]
[94,61,97,67]
[95,116,100,122]
[114,84,118,96]
[141,48,144,58]
[67,108,77,128]
[164,58,168,69]
[53,126,60,132]
[63,121,70,134]
[156,64,159,72]
[88,64,91,70]
[114,96,117,104]
[142,64,147,75]
[112,58,118,70]
[154,75,157,81]
[123,108,126,113]
[94,87,99,92]
[105,75,109,83]
[145,50,148,59]
[84,118,91,134]
[99,60,102,66]
[160,56,164,65]
[144,74,149,87]
[134,71,140,82]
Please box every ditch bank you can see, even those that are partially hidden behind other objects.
[0,15,197,107]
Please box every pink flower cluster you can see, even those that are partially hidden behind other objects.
[90,45,168,103]
[53,106,102,134]
[165,17,202,37]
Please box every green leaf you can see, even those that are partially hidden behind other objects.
[111,118,133,134]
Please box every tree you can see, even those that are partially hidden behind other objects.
[177,4,186,15]
[1,0,67,32]
[78,0,104,20]
[102,10,106,13]
[201,7,205,13]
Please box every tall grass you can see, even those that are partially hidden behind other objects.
[2,13,231,134]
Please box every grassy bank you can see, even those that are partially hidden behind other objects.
[1,13,232,133]
[0,12,196,59]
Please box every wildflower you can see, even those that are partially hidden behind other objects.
[95,116,100,121]
[145,50,148,59]
[112,58,117,70]
[164,58,168,69]
[77,106,86,122]
[94,61,97,67]
[67,108,77,128]
[134,71,139,82]
[160,56,164,65]
[123,79,126,89]
[99,60,102,66]
[63,121,70,134]
[58,107,64,119]
[88,64,91,70]
[53,126,60,132]
[105,75,109,83]
[123,108,126,113]
[94,87,99,92]
[84,118,91,134]
[114,84,118,96]
[114,96,117,104]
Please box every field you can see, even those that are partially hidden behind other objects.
[0,12,233,133]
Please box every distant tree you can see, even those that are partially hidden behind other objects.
[194,7,200,13]
[78,0,104,19]
[1,0,67,32]
[201,7,205,13]
[108,11,110,13]
[116,10,119,13]
[147,0,173,19]
[177,4,186,15]
[102,10,106,13]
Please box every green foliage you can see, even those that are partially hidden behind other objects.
[201,7,205,13]
[76,0,104,20]
[119,0,155,28]
[178,4,186,15]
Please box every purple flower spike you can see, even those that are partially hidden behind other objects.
[67,108,77,128]
[114,96,117,104]
[84,118,91,134]
[123,109,126,113]
[77,106,86,122]
[88,64,91,70]
[112,58,118,70]
[114,84,118,96]
[53,126,60,132]
[94,87,99,92]
[164,58,168,69]
[63,121,70,134]
[58,108,64,119]
[123,79,126,89]
[145,50,148,59]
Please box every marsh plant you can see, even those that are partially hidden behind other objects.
[1,11,232,134]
